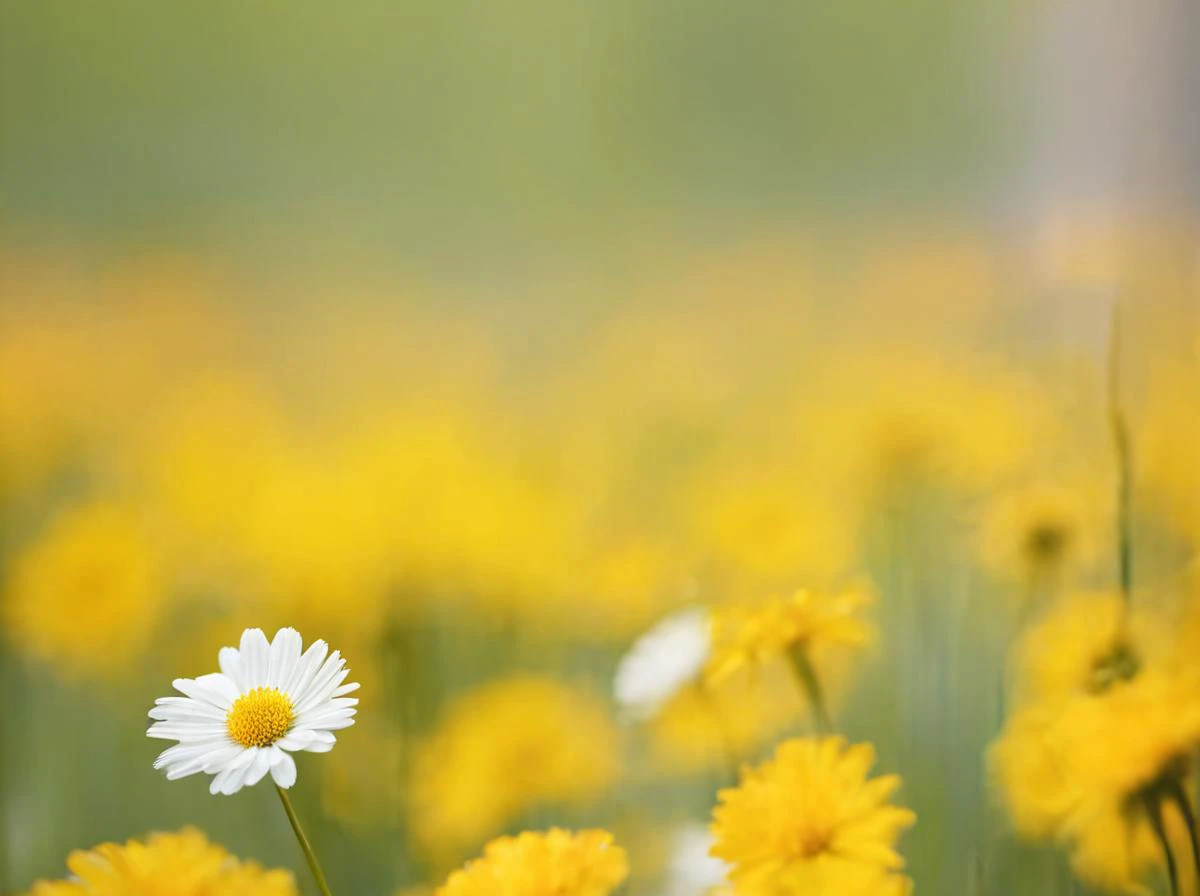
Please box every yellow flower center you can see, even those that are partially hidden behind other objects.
[1024,521,1070,565]
[794,826,832,858]
[226,688,294,748]
[1088,640,1141,693]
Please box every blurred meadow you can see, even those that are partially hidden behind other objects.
[1,2,1199,896]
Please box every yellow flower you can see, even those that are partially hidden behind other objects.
[1057,675,1200,893]
[711,736,915,896]
[801,348,1054,498]
[1008,591,1160,707]
[991,673,1200,895]
[21,827,297,896]
[3,501,166,677]
[706,585,874,687]
[988,703,1079,841]
[978,479,1110,590]
[133,373,289,559]
[435,829,628,896]
[686,465,858,599]
[409,676,620,862]
[991,583,1200,893]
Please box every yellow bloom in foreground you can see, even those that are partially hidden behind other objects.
[436,829,628,896]
[706,585,873,686]
[4,502,165,677]
[711,737,915,896]
[990,673,1200,894]
[1054,676,1200,894]
[409,676,619,861]
[22,827,296,896]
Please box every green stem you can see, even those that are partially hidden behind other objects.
[276,785,334,896]
[787,645,833,735]
[1108,302,1133,605]
[1145,790,1180,896]
[1168,779,1200,893]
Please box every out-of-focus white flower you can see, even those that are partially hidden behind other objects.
[614,608,710,721]
[662,823,729,896]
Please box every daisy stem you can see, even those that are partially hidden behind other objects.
[787,645,833,735]
[276,785,334,896]
[1107,301,1133,605]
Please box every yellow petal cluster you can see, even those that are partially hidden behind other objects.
[435,829,628,896]
[706,585,874,686]
[992,672,1200,894]
[990,592,1200,893]
[711,736,915,896]
[22,828,297,896]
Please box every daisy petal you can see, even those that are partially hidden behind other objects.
[243,748,274,788]
[276,729,319,751]
[286,640,328,701]
[240,628,271,688]
[269,749,297,788]
[219,646,247,691]
[269,627,302,691]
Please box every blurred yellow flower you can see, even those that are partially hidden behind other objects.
[990,673,1200,895]
[802,349,1054,499]
[132,373,289,559]
[235,453,396,641]
[711,736,915,896]
[21,827,297,896]
[648,665,803,776]
[686,466,858,599]
[978,479,1111,591]
[1008,591,1161,707]
[3,501,166,677]
[706,585,874,687]
[409,676,620,862]
[0,302,93,498]
[435,829,628,896]
[988,703,1078,841]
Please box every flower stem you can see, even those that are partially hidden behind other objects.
[276,785,334,896]
[1144,790,1180,896]
[1168,779,1200,894]
[787,645,833,735]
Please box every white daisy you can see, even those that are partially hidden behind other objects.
[661,823,730,896]
[148,626,359,795]
[613,607,711,721]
